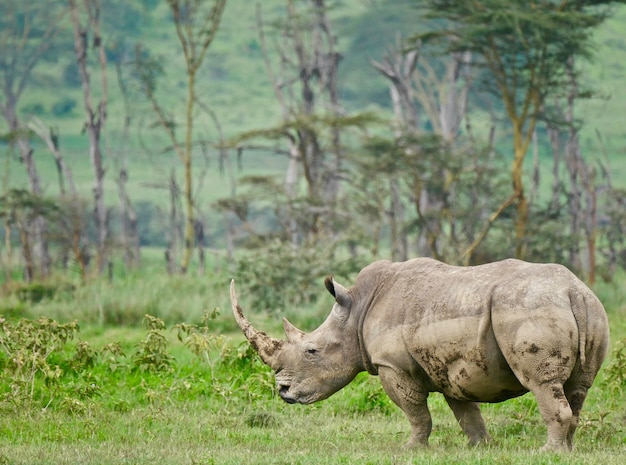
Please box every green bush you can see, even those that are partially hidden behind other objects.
[15,283,60,303]
[234,239,366,314]
[20,102,45,115]
[50,97,76,117]
[0,313,273,414]
[602,337,626,401]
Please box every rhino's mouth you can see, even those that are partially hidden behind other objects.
[278,385,297,404]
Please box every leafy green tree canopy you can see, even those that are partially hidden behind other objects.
[414,0,626,102]
[411,0,626,259]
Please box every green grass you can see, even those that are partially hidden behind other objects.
[0,387,624,464]
[0,266,624,464]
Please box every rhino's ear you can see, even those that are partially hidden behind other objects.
[324,275,351,309]
[283,317,306,342]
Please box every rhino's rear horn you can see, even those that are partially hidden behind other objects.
[230,279,284,370]
[324,276,352,308]
[325,275,336,297]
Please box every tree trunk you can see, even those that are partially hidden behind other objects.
[2,102,50,280]
[2,221,13,282]
[512,121,530,259]
[194,219,205,276]
[547,118,562,212]
[180,66,196,273]
[389,178,408,261]
[166,0,226,272]
[166,170,181,275]
[116,169,139,268]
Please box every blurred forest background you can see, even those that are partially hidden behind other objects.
[2,0,626,313]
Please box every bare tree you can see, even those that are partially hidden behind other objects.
[232,0,364,246]
[561,59,603,283]
[165,170,182,275]
[69,0,109,274]
[372,40,473,261]
[0,0,64,279]
[135,0,227,274]
[370,41,418,261]
[111,56,140,268]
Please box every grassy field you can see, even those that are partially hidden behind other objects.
[0,268,625,464]
[1,396,624,465]
[2,3,626,462]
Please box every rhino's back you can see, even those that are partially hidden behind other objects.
[359,258,606,402]
[372,257,586,321]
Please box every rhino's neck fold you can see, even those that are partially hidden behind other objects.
[356,292,378,375]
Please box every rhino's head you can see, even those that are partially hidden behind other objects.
[230,277,363,404]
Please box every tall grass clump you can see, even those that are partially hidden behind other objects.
[14,270,233,328]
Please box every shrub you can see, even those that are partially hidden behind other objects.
[132,314,173,373]
[50,97,76,117]
[235,239,366,314]
[15,283,60,303]
[0,316,79,407]
[603,337,626,400]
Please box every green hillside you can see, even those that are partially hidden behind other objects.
[578,5,626,181]
[4,0,626,210]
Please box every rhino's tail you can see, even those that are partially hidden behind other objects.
[569,287,588,367]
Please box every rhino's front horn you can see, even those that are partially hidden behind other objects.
[230,279,284,371]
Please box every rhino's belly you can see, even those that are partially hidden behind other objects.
[408,317,527,402]
[433,358,528,402]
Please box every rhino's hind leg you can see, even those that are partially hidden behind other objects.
[378,367,432,448]
[528,381,574,452]
[562,385,587,449]
[444,395,492,446]
[562,367,597,449]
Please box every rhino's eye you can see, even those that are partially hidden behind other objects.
[305,347,318,356]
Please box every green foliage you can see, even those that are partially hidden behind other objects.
[15,282,57,303]
[234,239,366,313]
[62,61,81,87]
[0,289,622,463]
[132,314,173,372]
[0,310,276,416]
[50,97,77,117]
[339,373,395,416]
[602,337,626,399]
[354,133,512,262]
[6,280,75,304]
[0,316,79,408]
[20,102,45,115]
[0,189,60,224]
[135,200,169,247]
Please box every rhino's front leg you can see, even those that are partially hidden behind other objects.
[378,367,432,448]
[444,395,492,446]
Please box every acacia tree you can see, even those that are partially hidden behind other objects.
[136,0,227,274]
[415,0,626,259]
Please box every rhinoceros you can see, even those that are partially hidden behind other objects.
[230,258,609,451]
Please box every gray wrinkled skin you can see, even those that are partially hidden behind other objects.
[231,258,610,452]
